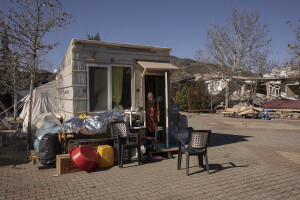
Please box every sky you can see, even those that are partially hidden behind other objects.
[4,0,300,71]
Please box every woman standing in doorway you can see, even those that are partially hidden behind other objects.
[146,92,160,137]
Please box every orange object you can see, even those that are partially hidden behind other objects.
[97,145,114,168]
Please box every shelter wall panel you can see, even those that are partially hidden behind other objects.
[57,74,72,88]
[62,112,74,121]
[135,68,143,107]
[73,101,87,115]
[57,64,72,77]
[73,51,94,60]
[60,46,73,70]
[72,72,87,85]
[58,88,72,99]
[72,60,87,71]
[58,99,72,110]
[72,87,88,99]
[94,52,129,61]
[58,99,73,117]
[73,43,106,52]
[73,43,170,57]
[94,52,170,63]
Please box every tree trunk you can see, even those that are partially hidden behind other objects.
[266,81,270,98]
[27,49,38,148]
[27,71,35,148]
[210,97,213,112]
[251,82,257,106]
[13,64,17,121]
[225,81,229,109]
[14,89,17,121]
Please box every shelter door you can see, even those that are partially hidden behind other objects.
[145,75,167,144]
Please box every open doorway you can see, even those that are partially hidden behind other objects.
[145,75,165,143]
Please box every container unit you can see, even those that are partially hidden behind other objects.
[57,39,179,147]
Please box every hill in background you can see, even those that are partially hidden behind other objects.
[170,56,256,84]
[170,56,223,83]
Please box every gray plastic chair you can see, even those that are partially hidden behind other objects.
[111,121,141,167]
[177,130,211,176]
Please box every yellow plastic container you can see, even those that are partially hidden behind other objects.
[97,145,114,168]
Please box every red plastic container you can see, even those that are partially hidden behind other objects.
[70,145,98,172]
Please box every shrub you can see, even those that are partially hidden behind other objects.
[175,84,189,111]
[188,80,211,111]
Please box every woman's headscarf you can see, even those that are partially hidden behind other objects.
[147,92,155,107]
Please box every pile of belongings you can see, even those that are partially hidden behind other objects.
[61,110,125,135]
[237,106,264,116]
[33,113,62,166]
[33,113,62,153]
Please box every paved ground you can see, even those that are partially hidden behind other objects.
[0,115,300,200]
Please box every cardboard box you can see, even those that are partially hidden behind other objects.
[56,154,81,175]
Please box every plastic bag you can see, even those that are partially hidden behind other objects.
[36,122,61,140]
[34,113,61,139]
[34,139,40,152]
[38,134,62,166]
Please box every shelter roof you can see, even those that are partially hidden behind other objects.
[137,61,179,70]
[72,39,172,52]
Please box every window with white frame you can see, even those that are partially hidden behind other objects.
[88,65,132,112]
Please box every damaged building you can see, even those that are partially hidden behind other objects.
[171,66,300,111]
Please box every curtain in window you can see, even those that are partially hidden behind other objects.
[112,67,123,110]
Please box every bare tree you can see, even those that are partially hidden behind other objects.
[196,8,271,108]
[287,19,300,78]
[0,0,73,146]
[0,23,30,120]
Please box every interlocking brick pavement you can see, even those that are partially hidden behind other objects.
[0,115,300,199]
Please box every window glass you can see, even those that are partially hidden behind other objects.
[89,67,108,111]
[112,67,131,110]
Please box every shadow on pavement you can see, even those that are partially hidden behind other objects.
[188,162,248,176]
[119,156,166,168]
[209,132,251,147]
[0,135,29,167]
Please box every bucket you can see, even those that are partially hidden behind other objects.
[70,145,98,172]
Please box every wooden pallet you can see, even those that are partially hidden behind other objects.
[30,149,40,165]
[30,150,53,170]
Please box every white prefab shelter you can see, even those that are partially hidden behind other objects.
[57,39,179,146]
